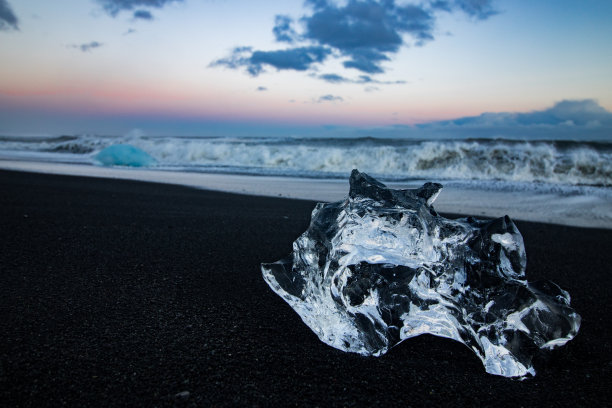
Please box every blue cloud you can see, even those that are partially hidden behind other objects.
[97,0,181,17]
[256,86,268,91]
[305,0,328,10]
[454,0,498,20]
[429,0,497,19]
[0,0,18,31]
[342,52,388,74]
[318,73,347,83]
[317,73,406,85]
[133,9,153,20]
[318,94,344,103]
[70,41,104,52]
[251,47,330,73]
[213,0,498,79]
[211,46,331,76]
[304,0,435,73]
[273,15,297,43]
[429,0,452,12]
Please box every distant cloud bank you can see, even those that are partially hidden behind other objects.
[373,99,612,140]
[273,99,612,140]
[422,100,612,130]
[212,0,498,81]
[0,0,18,31]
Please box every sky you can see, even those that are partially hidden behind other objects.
[0,0,611,138]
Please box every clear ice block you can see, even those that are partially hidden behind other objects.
[261,170,580,378]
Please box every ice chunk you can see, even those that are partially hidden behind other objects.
[261,170,580,378]
[93,144,156,167]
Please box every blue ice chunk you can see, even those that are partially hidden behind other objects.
[93,144,156,167]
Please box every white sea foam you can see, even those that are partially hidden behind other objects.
[1,134,610,187]
[0,159,610,229]
[2,133,611,229]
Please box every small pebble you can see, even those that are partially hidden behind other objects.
[175,391,190,399]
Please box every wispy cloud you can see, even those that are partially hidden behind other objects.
[212,0,498,79]
[96,0,182,17]
[432,0,499,20]
[273,15,298,43]
[317,94,344,103]
[0,0,19,31]
[211,46,331,76]
[70,41,104,52]
[256,86,268,92]
[316,73,406,85]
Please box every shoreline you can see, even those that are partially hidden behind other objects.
[1,159,611,229]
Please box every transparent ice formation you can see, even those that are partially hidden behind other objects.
[261,170,580,378]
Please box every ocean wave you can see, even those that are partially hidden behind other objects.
[136,137,612,186]
[1,134,611,187]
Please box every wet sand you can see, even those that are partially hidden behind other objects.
[1,159,611,229]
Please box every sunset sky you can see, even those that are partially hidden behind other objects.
[1,0,611,137]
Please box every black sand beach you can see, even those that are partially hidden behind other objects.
[1,169,611,407]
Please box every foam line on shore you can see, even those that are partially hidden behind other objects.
[1,159,611,229]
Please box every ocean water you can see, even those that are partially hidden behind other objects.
[2,133,611,227]
[1,134,611,190]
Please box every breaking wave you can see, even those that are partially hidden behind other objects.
[1,134,611,187]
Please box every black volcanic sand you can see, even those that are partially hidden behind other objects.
[1,169,611,407]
